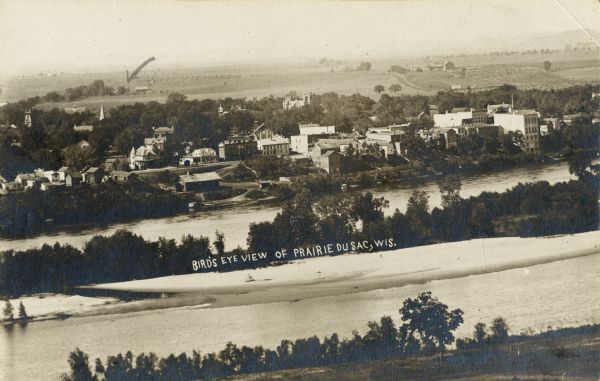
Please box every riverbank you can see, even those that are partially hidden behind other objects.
[4,230,569,318]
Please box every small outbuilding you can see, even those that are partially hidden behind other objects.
[179,172,221,193]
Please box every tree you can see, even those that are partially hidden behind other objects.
[438,176,462,209]
[61,348,96,381]
[490,316,509,342]
[166,92,187,104]
[473,322,488,345]
[399,291,464,353]
[388,84,402,94]
[213,230,225,256]
[3,300,14,321]
[374,85,385,94]
[357,62,372,71]
[18,302,28,321]
[543,61,552,71]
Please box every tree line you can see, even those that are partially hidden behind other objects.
[1,172,597,298]
[60,292,468,381]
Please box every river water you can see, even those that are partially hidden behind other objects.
[1,252,599,381]
[0,162,578,253]
[1,161,596,380]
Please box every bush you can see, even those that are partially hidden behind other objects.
[245,189,268,200]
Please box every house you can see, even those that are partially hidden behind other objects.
[494,110,540,153]
[102,155,128,172]
[15,173,37,186]
[218,137,257,161]
[57,167,71,182]
[441,128,459,149]
[65,105,87,114]
[82,167,104,184]
[179,148,218,166]
[153,126,175,139]
[65,172,83,187]
[443,61,455,71]
[129,146,157,170]
[283,92,311,110]
[109,171,137,183]
[179,172,221,192]
[73,124,94,132]
[320,151,344,174]
[1,182,23,193]
[134,86,150,94]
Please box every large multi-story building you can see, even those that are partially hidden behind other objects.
[290,124,337,154]
[433,109,488,128]
[218,137,257,161]
[493,110,540,153]
[283,93,311,110]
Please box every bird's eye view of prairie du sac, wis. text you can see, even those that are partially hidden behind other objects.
[0,1,599,380]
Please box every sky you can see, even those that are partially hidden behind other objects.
[0,0,599,77]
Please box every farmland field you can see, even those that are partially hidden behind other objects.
[1,50,599,112]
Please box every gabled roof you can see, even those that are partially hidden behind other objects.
[85,167,102,173]
[322,150,342,157]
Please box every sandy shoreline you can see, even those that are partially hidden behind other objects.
[11,231,600,321]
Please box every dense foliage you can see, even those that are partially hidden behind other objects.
[2,84,598,174]
[60,292,463,381]
[0,180,192,238]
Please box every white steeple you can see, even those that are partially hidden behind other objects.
[99,104,105,121]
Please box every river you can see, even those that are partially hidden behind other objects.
[1,251,599,381]
[0,162,578,253]
[0,161,595,380]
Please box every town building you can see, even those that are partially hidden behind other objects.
[493,110,540,153]
[82,167,105,184]
[218,137,257,161]
[109,171,137,183]
[253,123,289,157]
[73,124,94,132]
[365,127,405,157]
[283,92,311,110]
[65,172,82,187]
[64,105,87,114]
[257,136,290,157]
[443,61,455,71]
[129,146,158,170]
[179,148,218,166]
[178,172,221,192]
[320,151,344,174]
[290,124,337,154]
[433,109,488,128]
[310,138,355,163]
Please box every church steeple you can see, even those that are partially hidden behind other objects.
[99,104,105,121]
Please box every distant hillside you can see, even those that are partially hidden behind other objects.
[513,29,600,50]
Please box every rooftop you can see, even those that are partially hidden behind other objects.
[179,172,221,183]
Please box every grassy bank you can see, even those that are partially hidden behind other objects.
[224,325,600,381]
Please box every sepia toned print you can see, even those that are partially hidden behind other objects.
[0,0,599,380]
